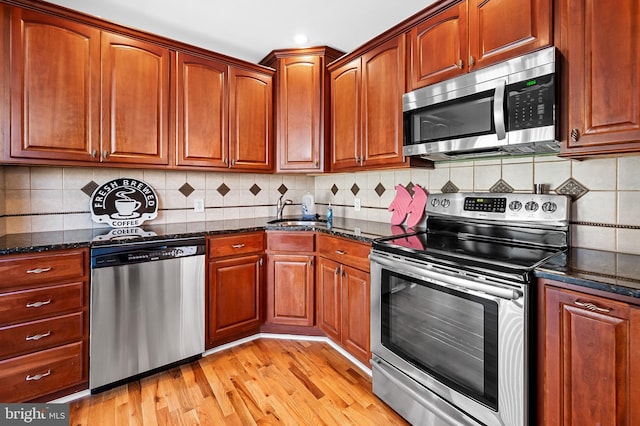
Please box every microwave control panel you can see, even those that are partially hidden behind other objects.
[507,73,555,131]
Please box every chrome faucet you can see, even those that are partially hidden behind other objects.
[276,195,293,220]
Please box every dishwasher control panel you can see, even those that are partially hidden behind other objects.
[91,239,205,268]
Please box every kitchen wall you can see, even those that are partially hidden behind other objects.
[1,153,640,255]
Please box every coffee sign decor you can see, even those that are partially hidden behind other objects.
[90,178,158,228]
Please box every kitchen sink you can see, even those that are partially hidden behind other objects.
[267,218,328,227]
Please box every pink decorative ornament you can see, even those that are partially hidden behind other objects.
[406,185,428,228]
[388,185,412,225]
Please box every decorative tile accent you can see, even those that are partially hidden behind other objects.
[489,179,514,193]
[405,182,415,196]
[331,184,339,195]
[441,180,459,194]
[556,178,589,200]
[179,183,195,197]
[217,183,230,197]
[81,181,98,197]
[278,184,288,195]
[351,183,360,196]
[375,183,386,197]
[250,183,261,196]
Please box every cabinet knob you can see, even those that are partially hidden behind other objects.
[457,59,463,69]
[334,267,340,275]
[102,150,109,159]
[26,267,52,274]
[91,149,97,158]
[25,369,51,381]
[25,299,52,308]
[308,259,313,267]
[231,159,236,166]
[25,331,51,341]
[469,56,475,67]
[224,158,229,165]
[570,128,581,142]
[314,160,319,168]
[335,250,346,255]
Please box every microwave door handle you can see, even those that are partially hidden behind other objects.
[494,80,507,140]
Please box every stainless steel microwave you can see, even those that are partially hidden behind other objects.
[403,47,558,161]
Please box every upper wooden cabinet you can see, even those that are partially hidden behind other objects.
[9,9,170,165]
[261,47,344,173]
[559,0,640,156]
[100,32,170,165]
[228,66,273,171]
[408,0,551,90]
[10,9,101,163]
[176,52,228,168]
[329,35,407,172]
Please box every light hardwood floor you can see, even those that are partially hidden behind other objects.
[69,339,409,425]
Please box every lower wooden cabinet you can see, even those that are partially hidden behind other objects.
[206,232,265,348]
[0,248,89,402]
[316,234,371,365]
[538,279,640,425]
[265,232,316,328]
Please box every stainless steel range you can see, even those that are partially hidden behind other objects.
[370,192,570,426]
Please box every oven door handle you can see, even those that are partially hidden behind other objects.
[371,253,522,301]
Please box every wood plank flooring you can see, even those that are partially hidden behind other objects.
[69,339,409,425]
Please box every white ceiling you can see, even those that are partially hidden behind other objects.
[43,0,437,63]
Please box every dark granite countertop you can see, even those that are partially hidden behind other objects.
[535,247,640,299]
[0,216,404,256]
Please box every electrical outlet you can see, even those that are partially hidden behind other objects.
[193,198,204,213]
[354,198,361,211]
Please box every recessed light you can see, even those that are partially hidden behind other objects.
[294,34,309,45]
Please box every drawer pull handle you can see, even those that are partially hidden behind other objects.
[26,267,52,274]
[26,369,51,381]
[335,250,346,255]
[574,300,612,313]
[26,299,52,308]
[26,331,52,341]
[232,244,245,249]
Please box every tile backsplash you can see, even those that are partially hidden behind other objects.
[1,153,640,255]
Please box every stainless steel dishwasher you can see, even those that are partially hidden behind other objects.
[89,237,205,392]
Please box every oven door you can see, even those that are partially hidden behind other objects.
[370,250,529,426]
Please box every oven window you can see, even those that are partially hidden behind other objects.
[405,90,496,145]
[381,269,498,410]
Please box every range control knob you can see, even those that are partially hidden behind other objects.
[542,201,558,213]
[441,199,451,208]
[509,201,522,211]
[431,199,440,207]
[525,201,539,212]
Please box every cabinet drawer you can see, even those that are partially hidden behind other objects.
[0,249,87,290]
[0,312,84,360]
[0,341,84,402]
[267,232,315,252]
[0,281,84,326]
[317,234,370,271]
[208,232,265,258]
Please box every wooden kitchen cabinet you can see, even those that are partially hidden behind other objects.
[559,0,640,156]
[316,234,371,365]
[329,35,407,171]
[206,232,265,348]
[228,66,273,171]
[265,232,315,328]
[261,47,344,173]
[538,279,640,425]
[407,0,551,90]
[9,8,170,166]
[0,248,89,402]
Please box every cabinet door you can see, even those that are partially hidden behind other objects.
[229,67,273,171]
[542,284,640,425]
[276,56,322,172]
[330,58,361,171]
[561,0,640,154]
[10,9,100,162]
[266,254,314,326]
[176,52,228,168]
[207,254,262,347]
[408,1,467,90]
[468,0,551,71]
[341,265,370,366]
[101,32,170,165]
[361,36,407,168]
[316,257,341,342]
